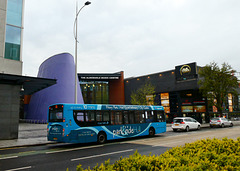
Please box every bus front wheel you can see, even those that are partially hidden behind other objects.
[149,127,155,137]
[98,132,106,144]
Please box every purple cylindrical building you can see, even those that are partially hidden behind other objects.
[26,53,84,122]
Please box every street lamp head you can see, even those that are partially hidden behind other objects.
[85,1,91,5]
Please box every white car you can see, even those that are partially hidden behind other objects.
[210,117,233,128]
[172,117,201,132]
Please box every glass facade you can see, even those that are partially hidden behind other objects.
[6,0,23,27]
[4,0,23,61]
[80,81,109,104]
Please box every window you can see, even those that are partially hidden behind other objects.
[123,111,129,124]
[156,111,165,122]
[146,111,154,123]
[96,111,102,121]
[134,111,145,123]
[4,25,21,60]
[115,111,122,125]
[7,0,23,27]
[129,111,135,124]
[85,111,95,126]
[74,112,85,127]
[49,111,63,122]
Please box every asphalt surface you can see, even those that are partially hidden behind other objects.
[0,120,240,149]
[0,124,239,170]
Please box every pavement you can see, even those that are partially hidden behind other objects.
[0,121,240,149]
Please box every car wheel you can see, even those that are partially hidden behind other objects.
[197,125,201,130]
[230,123,233,127]
[149,127,155,137]
[221,124,224,128]
[185,126,189,132]
[210,125,213,128]
[173,129,177,132]
[98,132,106,144]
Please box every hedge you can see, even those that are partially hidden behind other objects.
[75,137,240,171]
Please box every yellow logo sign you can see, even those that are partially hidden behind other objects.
[180,65,191,75]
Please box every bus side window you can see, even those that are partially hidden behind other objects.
[146,111,154,123]
[129,111,135,124]
[111,111,115,125]
[103,111,110,124]
[74,111,85,127]
[115,111,122,125]
[141,111,146,123]
[96,111,102,121]
[85,111,95,126]
[134,111,141,123]
[156,111,165,122]
[123,111,129,124]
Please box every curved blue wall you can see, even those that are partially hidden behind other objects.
[26,53,84,122]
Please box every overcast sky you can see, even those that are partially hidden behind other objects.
[22,0,240,78]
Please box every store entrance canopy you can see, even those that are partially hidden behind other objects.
[0,73,56,95]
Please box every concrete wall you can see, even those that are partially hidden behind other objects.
[0,58,23,75]
[0,84,20,140]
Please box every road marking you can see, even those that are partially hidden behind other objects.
[0,156,18,160]
[71,149,134,161]
[152,141,183,147]
[0,147,24,151]
[46,145,104,154]
[5,166,32,171]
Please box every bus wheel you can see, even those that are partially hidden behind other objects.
[149,127,155,137]
[98,132,106,144]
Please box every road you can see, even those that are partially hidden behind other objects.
[0,126,239,171]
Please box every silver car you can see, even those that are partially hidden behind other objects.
[172,117,201,132]
[210,117,233,128]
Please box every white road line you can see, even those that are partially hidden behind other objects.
[71,149,134,162]
[0,156,18,160]
[46,145,104,154]
[5,166,32,171]
[152,141,183,147]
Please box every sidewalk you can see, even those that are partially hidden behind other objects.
[0,121,239,149]
[0,123,55,149]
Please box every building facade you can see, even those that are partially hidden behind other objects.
[0,0,24,75]
[124,62,240,123]
[79,71,125,105]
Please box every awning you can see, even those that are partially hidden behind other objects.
[0,73,57,95]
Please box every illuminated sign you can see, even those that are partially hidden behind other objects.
[175,62,197,81]
[80,76,119,80]
[180,65,191,75]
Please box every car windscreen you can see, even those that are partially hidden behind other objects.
[211,118,219,121]
[173,119,183,123]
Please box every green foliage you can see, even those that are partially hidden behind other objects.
[198,62,238,114]
[130,81,156,105]
[75,138,240,171]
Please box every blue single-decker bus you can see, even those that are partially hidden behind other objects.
[47,104,166,144]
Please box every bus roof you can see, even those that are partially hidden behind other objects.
[50,104,164,111]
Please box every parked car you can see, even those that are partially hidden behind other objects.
[210,117,233,128]
[172,117,201,132]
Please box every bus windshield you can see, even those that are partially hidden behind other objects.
[49,105,63,122]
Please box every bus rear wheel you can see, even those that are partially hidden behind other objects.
[149,127,155,137]
[98,132,106,144]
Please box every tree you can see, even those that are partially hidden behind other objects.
[130,81,156,105]
[198,62,238,114]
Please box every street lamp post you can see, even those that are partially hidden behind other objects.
[74,1,91,104]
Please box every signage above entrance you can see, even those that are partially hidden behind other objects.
[78,72,121,80]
